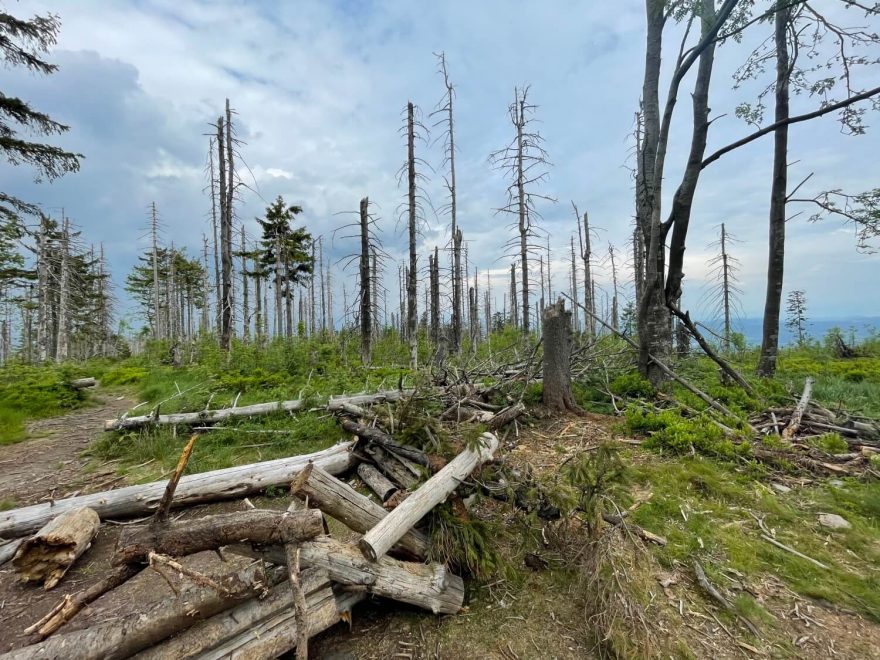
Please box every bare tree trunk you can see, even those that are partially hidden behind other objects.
[150,203,161,340]
[720,223,731,352]
[429,247,440,343]
[36,220,49,361]
[542,299,581,413]
[370,248,378,339]
[217,116,232,350]
[515,97,530,334]
[576,206,595,337]
[609,243,619,332]
[509,262,518,328]
[55,217,69,361]
[319,238,326,335]
[240,226,249,340]
[309,239,317,337]
[406,102,418,368]
[359,197,371,363]
[633,225,644,316]
[569,235,579,333]
[757,2,791,378]
[274,233,283,338]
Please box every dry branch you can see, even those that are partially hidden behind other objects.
[782,377,814,441]
[0,442,355,538]
[357,463,398,502]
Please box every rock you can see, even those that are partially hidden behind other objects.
[770,483,791,494]
[817,513,851,530]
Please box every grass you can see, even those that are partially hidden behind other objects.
[628,452,880,620]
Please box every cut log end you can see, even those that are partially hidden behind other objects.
[357,538,378,563]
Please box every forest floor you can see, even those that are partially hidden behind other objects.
[1,393,879,658]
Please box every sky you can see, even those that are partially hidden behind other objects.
[4,0,879,332]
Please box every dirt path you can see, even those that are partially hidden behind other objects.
[0,392,136,508]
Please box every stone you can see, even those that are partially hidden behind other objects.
[817,513,851,530]
[770,483,791,494]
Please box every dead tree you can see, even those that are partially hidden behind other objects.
[240,226,249,340]
[703,223,741,352]
[542,299,581,413]
[216,115,232,350]
[509,262,518,328]
[150,203,162,340]
[359,197,372,362]
[490,86,554,335]
[608,243,619,332]
[55,216,69,361]
[429,246,440,343]
[574,203,595,337]
[569,235,579,333]
[432,52,463,352]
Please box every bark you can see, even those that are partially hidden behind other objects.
[429,246,440,343]
[509,263,518,328]
[359,197,371,363]
[217,116,232,350]
[542,299,581,413]
[0,538,24,567]
[133,569,339,660]
[364,445,418,490]
[486,402,526,431]
[150,203,161,340]
[782,377,814,441]
[578,208,594,337]
[55,217,69,361]
[0,443,355,538]
[406,102,418,368]
[113,509,324,565]
[11,508,99,589]
[240,226,249,340]
[292,462,426,558]
[339,418,431,468]
[359,432,499,562]
[2,562,273,660]
[234,537,464,615]
[757,3,791,377]
[357,463,398,503]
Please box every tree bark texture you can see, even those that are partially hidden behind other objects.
[542,299,581,412]
[12,507,99,589]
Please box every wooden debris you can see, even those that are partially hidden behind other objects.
[359,432,499,562]
[0,538,24,567]
[153,433,198,523]
[0,441,355,538]
[357,463,398,502]
[782,378,814,441]
[70,377,96,389]
[12,507,100,589]
[693,560,760,637]
[602,513,667,546]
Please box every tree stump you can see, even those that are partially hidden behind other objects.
[542,299,582,413]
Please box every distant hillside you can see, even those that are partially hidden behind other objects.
[720,317,880,346]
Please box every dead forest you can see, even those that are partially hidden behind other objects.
[2,2,880,659]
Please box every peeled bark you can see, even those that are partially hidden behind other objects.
[359,432,498,562]
[542,300,581,413]
[0,442,354,539]
[292,462,427,559]
[113,509,324,565]
[13,507,99,589]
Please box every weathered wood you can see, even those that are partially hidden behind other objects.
[0,442,355,538]
[25,565,142,638]
[357,463,398,502]
[196,587,364,660]
[783,377,814,441]
[105,390,415,431]
[0,538,23,567]
[113,509,324,565]
[340,417,431,467]
[486,402,526,430]
[13,507,100,589]
[154,434,198,523]
[132,569,335,660]
[365,444,418,489]
[541,300,582,413]
[359,432,499,562]
[292,463,427,559]
[232,536,464,615]
[1,561,274,660]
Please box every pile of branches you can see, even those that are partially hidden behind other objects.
[751,377,880,476]
[0,383,526,659]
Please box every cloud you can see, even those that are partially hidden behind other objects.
[3,0,878,329]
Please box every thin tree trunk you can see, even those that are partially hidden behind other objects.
[55,217,69,361]
[359,197,371,363]
[217,117,232,350]
[150,203,161,340]
[406,102,418,367]
[516,96,530,334]
[757,2,791,378]
[240,226,249,340]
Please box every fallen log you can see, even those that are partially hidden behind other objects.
[105,390,416,431]
[340,418,431,468]
[231,536,464,615]
[0,538,24,567]
[113,509,325,565]
[359,432,499,562]
[132,567,329,659]
[365,445,418,489]
[25,565,142,638]
[357,463,398,502]
[2,561,275,660]
[292,463,427,559]
[13,507,100,589]
[486,402,526,431]
[783,377,814,441]
[195,587,364,660]
[0,442,355,538]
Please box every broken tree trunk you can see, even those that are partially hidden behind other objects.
[192,587,364,660]
[365,445,418,490]
[782,377,814,441]
[359,432,499,562]
[0,442,354,538]
[0,538,24,567]
[133,569,344,660]
[541,299,582,413]
[292,463,427,559]
[486,402,526,431]
[357,463,398,502]
[232,536,464,615]
[339,418,431,468]
[113,509,325,565]
[12,507,100,589]
[2,561,274,660]
[70,378,96,389]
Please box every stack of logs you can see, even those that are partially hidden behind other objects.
[750,377,880,475]
[0,388,522,659]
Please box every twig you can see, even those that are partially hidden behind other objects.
[148,551,233,595]
[760,534,828,570]
[153,434,199,524]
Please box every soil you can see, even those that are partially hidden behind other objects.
[1,401,879,658]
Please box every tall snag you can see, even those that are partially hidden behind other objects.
[542,299,581,413]
[359,197,372,363]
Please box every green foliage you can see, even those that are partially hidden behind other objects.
[100,365,148,386]
[0,364,89,443]
[809,432,849,455]
[609,372,655,399]
[559,443,629,531]
[427,504,504,580]
[625,404,742,459]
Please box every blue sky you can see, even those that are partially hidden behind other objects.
[4,0,879,329]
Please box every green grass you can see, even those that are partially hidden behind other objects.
[629,453,880,620]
